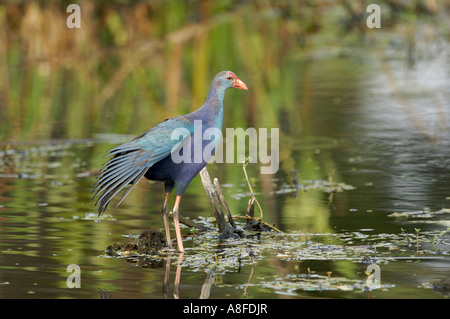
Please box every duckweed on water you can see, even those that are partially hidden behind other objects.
[103,215,448,295]
[3,142,448,297]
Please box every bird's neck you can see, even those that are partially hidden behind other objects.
[205,85,225,109]
[202,86,225,123]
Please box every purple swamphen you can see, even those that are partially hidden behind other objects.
[93,71,248,252]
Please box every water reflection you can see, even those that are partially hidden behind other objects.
[163,253,184,299]
[1,1,449,298]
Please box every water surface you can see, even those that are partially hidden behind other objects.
[1,50,449,299]
[0,2,449,298]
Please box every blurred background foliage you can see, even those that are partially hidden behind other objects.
[0,1,449,298]
[0,0,448,141]
[1,0,449,232]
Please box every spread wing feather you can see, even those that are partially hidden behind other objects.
[92,117,192,216]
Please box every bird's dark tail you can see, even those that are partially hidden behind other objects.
[92,145,150,216]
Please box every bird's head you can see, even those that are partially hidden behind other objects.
[215,71,248,91]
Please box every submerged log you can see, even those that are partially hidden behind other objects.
[199,167,239,240]
[213,177,237,229]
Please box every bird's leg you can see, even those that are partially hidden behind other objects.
[162,192,174,250]
[173,252,184,299]
[172,195,184,252]
[162,253,172,298]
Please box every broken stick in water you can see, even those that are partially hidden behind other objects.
[213,177,237,229]
[199,167,238,239]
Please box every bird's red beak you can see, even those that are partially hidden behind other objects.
[227,71,248,90]
[233,77,248,90]
[233,78,248,90]
[228,71,248,90]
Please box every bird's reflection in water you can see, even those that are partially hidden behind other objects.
[162,253,184,299]
[160,245,258,299]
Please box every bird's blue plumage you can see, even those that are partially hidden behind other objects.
[93,71,246,216]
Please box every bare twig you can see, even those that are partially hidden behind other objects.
[242,162,263,220]
[247,197,255,217]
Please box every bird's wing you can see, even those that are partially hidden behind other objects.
[92,116,193,215]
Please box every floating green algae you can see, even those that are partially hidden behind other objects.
[104,216,449,275]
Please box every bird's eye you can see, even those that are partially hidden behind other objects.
[226,76,233,80]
